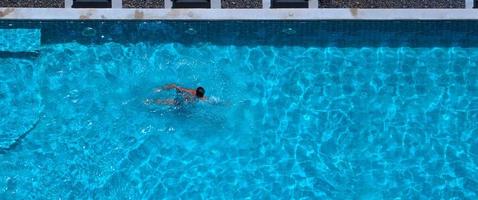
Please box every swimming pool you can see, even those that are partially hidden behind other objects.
[1,20,478,199]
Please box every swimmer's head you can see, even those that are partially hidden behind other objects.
[196,87,205,98]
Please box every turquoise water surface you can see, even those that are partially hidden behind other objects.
[1,21,478,199]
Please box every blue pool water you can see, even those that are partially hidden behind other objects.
[1,21,478,199]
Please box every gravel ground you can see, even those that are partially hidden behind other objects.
[222,0,262,8]
[123,0,164,8]
[319,0,465,8]
[0,0,64,8]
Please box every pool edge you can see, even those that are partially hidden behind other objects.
[1,8,478,20]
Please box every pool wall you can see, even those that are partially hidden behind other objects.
[2,20,478,48]
[2,8,478,20]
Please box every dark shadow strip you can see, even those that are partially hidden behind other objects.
[0,50,40,59]
[0,114,43,154]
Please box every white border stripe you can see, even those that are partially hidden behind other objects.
[65,0,73,8]
[262,0,270,9]
[112,0,122,8]
[1,8,478,20]
[211,0,221,9]
[466,0,474,9]
[164,0,173,9]
[309,0,319,9]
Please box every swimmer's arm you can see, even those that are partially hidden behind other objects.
[174,86,196,96]
[154,84,177,92]
[155,84,195,95]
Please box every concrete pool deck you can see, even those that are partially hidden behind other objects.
[2,8,478,20]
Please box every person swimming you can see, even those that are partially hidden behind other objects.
[145,83,206,106]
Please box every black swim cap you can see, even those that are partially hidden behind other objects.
[196,87,205,98]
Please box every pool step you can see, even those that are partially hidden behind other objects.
[0,29,41,53]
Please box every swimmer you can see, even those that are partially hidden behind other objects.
[145,83,206,106]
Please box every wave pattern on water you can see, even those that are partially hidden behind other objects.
[0,21,478,199]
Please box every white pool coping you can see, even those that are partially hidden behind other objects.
[1,8,478,20]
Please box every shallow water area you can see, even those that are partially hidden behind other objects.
[0,21,478,199]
